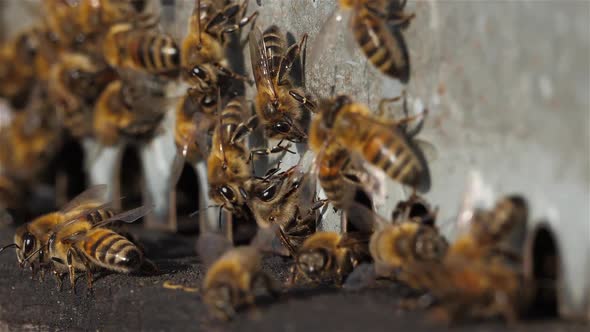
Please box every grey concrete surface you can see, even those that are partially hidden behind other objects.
[1,0,589,327]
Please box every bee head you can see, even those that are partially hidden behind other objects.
[414,227,448,262]
[204,284,236,320]
[13,226,38,266]
[297,248,330,280]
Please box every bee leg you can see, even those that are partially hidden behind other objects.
[214,63,253,86]
[73,248,93,290]
[66,248,78,293]
[288,90,316,112]
[231,115,259,144]
[377,95,404,118]
[248,141,295,163]
[287,264,299,287]
[53,270,65,291]
[278,34,308,86]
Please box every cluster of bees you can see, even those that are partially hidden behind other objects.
[0,0,535,325]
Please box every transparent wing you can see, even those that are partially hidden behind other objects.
[59,185,108,215]
[343,200,390,234]
[196,231,233,268]
[308,7,354,71]
[414,139,438,163]
[250,224,291,256]
[89,205,153,229]
[455,170,496,234]
[249,25,278,99]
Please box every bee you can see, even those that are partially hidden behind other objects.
[310,94,431,193]
[246,160,319,256]
[404,177,529,322]
[235,25,314,144]
[93,74,168,146]
[0,185,110,277]
[204,97,253,217]
[172,89,218,166]
[367,196,448,282]
[181,0,257,94]
[48,53,116,138]
[46,203,152,290]
[0,94,62,181]
[292,230,372,286]
[312,0,414,83]
[198,227,278,320]
[102,19,181,76]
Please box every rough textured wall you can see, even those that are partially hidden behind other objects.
[1,0,589,318]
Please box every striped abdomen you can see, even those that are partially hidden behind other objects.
[261,25,286,79]
[352,9,410,83]
[220,98,246,143]
[359,126,429,192]
[84,209,115,225]
[82,228,142,273]
[318,146,354,209]
[128,31,180,74]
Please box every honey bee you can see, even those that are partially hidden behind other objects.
[0,94,62,181]
[46,203,152,290]
[204,97,253,217]
[181,0,258,94]
[236,25,314,144]
[0,185,110,276]
[292,230,372,286]
[93,74,168,145]
[310,94,430,193]
[402,178,529,322]
[198,228,279,320]
[246,160,319,256]
[49,53,116,138]
[367,195,448,281]
[312,0,414,83]
[102,19,181,76]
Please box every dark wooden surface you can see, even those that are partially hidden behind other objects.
[0,225,586,332]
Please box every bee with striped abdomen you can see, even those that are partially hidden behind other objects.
[181,0,257,94]
[309,94,431,193]
[233,25,314,144]
[312,0,414,83]
[102,18,181,76]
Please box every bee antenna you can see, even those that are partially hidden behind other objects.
[20,246,44,268]
[189,204,222,217]
[196,0,202,48]
[0,243,20,253]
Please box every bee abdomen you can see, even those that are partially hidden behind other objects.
[353,10,410,83]
[362,132,424,189]
[130,32,180,74]
[86,230,142,272]
[262,25,285,77]
[86,209,115,225]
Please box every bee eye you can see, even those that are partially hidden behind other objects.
[201,95,216,107]
[190,66,207,80]
[219,186,236,202]
[22,233,35,256]
[273,121,291,134]
[258,183,279,202]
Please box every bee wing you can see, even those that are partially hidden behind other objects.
[196,231,233,267]
[455,170,496,234]
[59,184,108,215]
[343,263,377,290]
[342,200,390,234]
[89,205,153,229]
[249,25,278,100]
[413,139,438,163]
[309,7,354,70]
[250,224,292,256]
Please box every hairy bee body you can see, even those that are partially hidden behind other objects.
[250,25,311,142]
[311,96,430,192]
[93,79,165,145]
[207,98,251,214]
[49,53,115,138]
[103,23,180,75]
[79,228,143,273]
[294,231,371,284]
[203,246,275,320]
[316,144,358,210]
[174,91,218,162]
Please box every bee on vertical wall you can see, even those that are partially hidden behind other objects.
[312,0,414,83]
[48,52,116,138]
[233,25,314,144]
[309,94,431,193]
[246,157,320,256]
[102,19,181,76]
[180,0,258,94]
[93,73,169,146]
